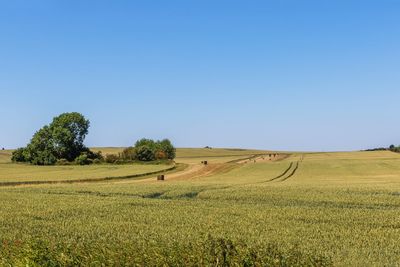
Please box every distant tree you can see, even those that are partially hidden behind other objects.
[157,139,176,160]
[132,138,176,161]
[366,144,400,153]
[135,138,157,150]
[134,139,156,161]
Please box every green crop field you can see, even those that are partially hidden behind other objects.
[1,148,400,266]
[0,164,172,184]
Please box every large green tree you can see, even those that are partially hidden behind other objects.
[24,126,57,165]
[50,112,90,161]
[12,112,91,165]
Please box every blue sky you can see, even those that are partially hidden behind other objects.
[1,0,399,151]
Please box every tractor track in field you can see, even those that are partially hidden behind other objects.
[142,153,289,182]
[266,162,294,182]
[280,161,299,181]
[266,154,304,182]
[121,163,236,183]
[132,154,272,183]
[164,162,239,181]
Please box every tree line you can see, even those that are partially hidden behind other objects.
[12,112,175,165]
[103,138,176,164]
[365,144,400,153]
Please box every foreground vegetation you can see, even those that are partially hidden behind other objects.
[1,149,400,266]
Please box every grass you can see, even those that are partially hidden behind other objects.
[0,150,12,163]
[1,149,400,265]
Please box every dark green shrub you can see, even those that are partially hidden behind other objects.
[136,145,155,161]
[11,148,26,162]
[30,150,57,166]
[84,149,104,161]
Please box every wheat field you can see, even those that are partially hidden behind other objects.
[1,149,400,266]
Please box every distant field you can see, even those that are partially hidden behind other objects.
[92,147,272,164]
[176,148,272,164]
[1,149,400,265]
[91,147,124,155]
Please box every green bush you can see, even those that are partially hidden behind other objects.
[136,145,155,161]
[84,149,104,161]
[11,148,26,162]
[75,153,92,165]
[30,150,57,166]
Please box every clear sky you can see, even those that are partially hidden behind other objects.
[1,0,399,151]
